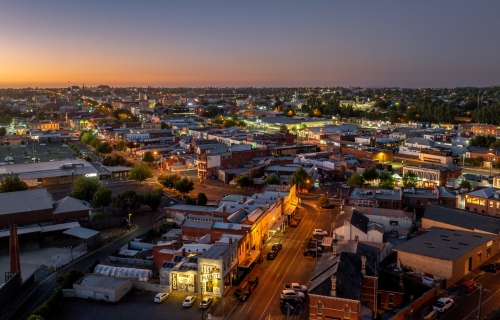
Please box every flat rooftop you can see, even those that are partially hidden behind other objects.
[394,227,496,261]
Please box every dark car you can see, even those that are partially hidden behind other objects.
[272,243,283,252]
[460,281,476,294]
[487,262,500,273]
[267,250,278,260]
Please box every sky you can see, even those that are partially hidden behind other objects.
[1,1,499,88]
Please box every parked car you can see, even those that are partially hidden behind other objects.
[154,292,169,303]
[183,296,197,307]
[313,229,328,236]
[272,243,283,252]
[432,297,454,313]
[267,250,278,260]
[40,143,46,146]
[487,262,500,273]
[460,281,476,294]
[62,144,68,147]
[280,289,305,301]
[199,297,213,309]
[235,282,249,296]
[341,184,349,189]
[284,283,308,293]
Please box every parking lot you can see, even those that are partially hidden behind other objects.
[56,291,209,320]
[0,139,82,165]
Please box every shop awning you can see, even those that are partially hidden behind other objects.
[269,215,286,232]
[238,250,261,268]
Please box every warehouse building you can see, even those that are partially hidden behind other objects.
[0,160,98,188]
[68,274,132,303]
[393,228,500,288]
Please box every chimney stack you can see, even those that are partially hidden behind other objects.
[9,224,22,283]
[399,273,404,287]
[361,255,366,275]
[330,275,337,297]
[333,243,338,255]
[229,238,233,244]
[182,248,186,257]
[223,205,226,213]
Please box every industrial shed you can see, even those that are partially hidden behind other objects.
[94,264,152,282]
[71,274,131,302]
[63,226,101,250]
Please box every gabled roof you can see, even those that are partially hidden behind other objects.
[467,187,497,199]
[53,196,92,214]
[423,204,500,234]
[309,252,363,300]
[334,210,369,233]
[0,188,53,216]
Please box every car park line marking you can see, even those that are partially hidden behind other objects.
[463,288,500,319]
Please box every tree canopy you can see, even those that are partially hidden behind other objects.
[128,163,153,185]
[290,166,310,188]
[113,190,142,212]
[362,167,378,182]
[347,173,364,187]
[401,171,418,187]
[173,177,195,195]
[142,151,155,162]
[158,173,181,188]
[92,186,112,208]
[70,176,100,201]
[142,188,163,210]
[96,142,113,154]
[197,193,208,206]
[317,194,329,206]
[234,175,254,188]
[262,174,281,186]
[458,179,472,191]
[0,175,28,193]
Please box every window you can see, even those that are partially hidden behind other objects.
[343,305,350,319]
[490,201,494,208]
[317,301,323,315]
[388,294,394,305]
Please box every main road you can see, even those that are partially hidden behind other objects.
[223,200,337,320]
[8,214,154,320]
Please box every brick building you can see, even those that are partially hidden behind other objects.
[401,164,462,188]
[464,187,500,216]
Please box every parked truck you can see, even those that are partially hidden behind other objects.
[239,276,259,302]
[289,217,301,227]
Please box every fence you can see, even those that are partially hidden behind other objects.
[390,285,439,320]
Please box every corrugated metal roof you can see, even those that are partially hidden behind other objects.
[63,226,100,239]
[0,189,53,216]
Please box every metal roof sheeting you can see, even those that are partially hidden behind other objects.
[94,264,152,282]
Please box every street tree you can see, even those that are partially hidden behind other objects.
[262,174,281,186]
[401,171,418,187]
[173,177,195,196]
[234,175,254,188]
[378,172,395,189]
[96,142,113,154]
[158,173,181,188]
[143,151,155,162]
[0,127,6,137]
[347,173,364,188]
[362,167,378,183]
[113,190,142,212]
[80,132,93,144]
[70,176,100,201]
[92,186,112,209]
[290,166,310,188]
[0,175,28,193]
[129,163,153,185]
[197,192,208,206]
[317,195,329,207]
[458,179,472,191]
[115,140,126,150]
[90,137,100,148]
[142,188,163,211]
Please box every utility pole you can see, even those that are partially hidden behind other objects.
[477,284,490,320]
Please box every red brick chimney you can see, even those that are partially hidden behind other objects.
[9,224,22,283]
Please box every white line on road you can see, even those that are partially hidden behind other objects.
[463,288,500,320]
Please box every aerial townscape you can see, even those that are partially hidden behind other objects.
[1,2,500,320]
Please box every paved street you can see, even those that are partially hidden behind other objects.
[222,200,337,320]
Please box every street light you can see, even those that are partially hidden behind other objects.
[128,213,132,224]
